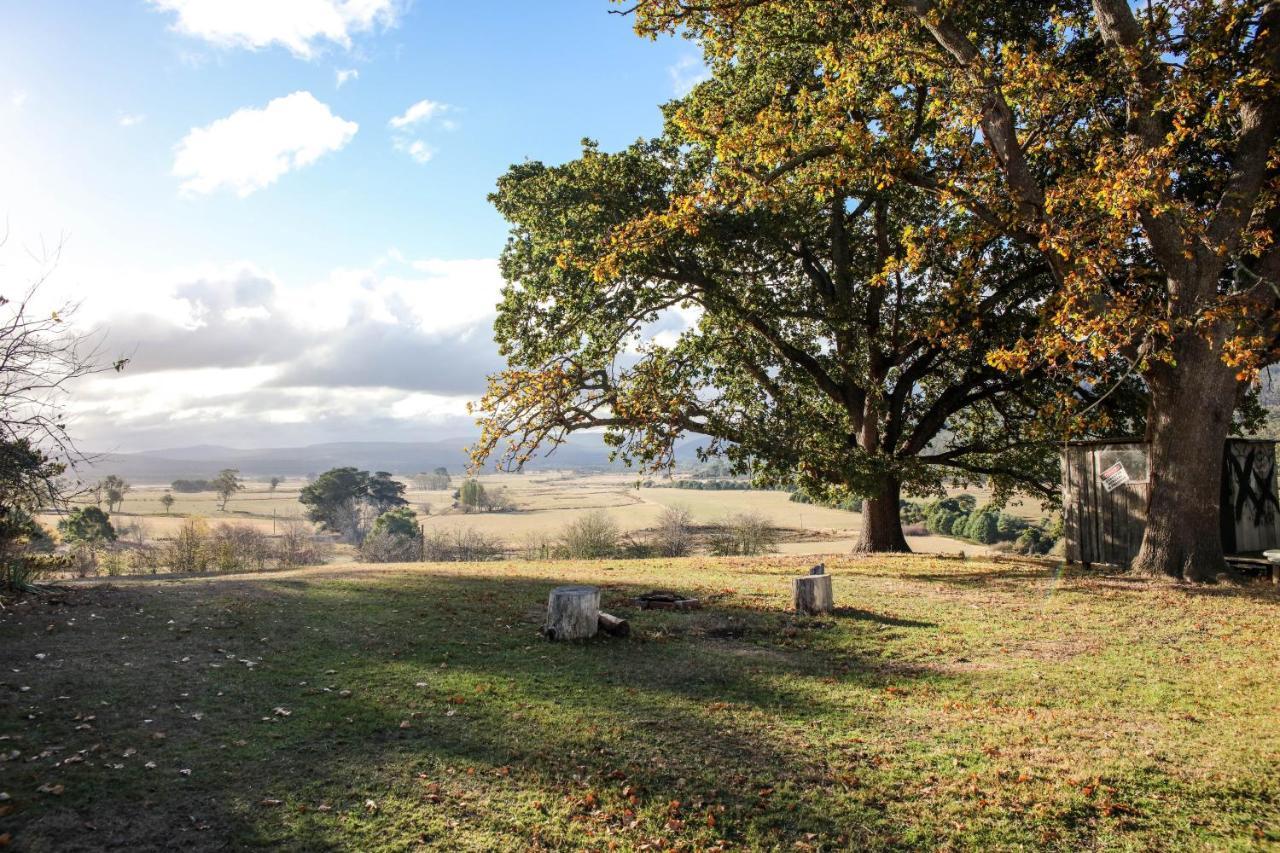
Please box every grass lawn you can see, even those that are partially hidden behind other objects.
[0,556,1277,851]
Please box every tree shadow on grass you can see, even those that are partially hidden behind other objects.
[831,607,936,628]
[1,570,958,851]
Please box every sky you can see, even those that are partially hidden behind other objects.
[0,1,706,452]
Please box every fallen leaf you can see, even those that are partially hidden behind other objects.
[36,783,64,795]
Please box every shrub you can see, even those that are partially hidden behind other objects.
[963,509,1001,544]
[1,552,67,590]
[209,523,270,572]
[652,505,695,557]
[100,547,127,577]
[900,501,925,525]
[361,527,421,563]
[708,511,778,556]
[371,507,420,539]
[558,510,620,559]
[515,531,555,561]
[165,517,211,573]
[422,527,504,562]
[276,517,328,567]
[58,506,116,545]
[997,513,1028,538]
[457,479,487,510]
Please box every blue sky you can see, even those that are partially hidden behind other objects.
[0,1,704,451]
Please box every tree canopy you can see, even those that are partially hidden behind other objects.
[212,469,243,511]
[598,0,1280,576]
[299,467,408,542]
[471,122,1137,547]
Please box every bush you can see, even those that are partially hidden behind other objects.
[422,527,505,562]
[100,547,127,577]
[708,511,778,556]
[171,479,213,493]
[361,527,422,562]
[1,552,67,589]
[276,517,328,567]
[164,517,211,573]
[58,506,116,545]
[558,511,620,559]
[371,507,419,539]
[652,505,695,557]
[962,509,1001,544]
[209,523,270,572]
[997,513,1028,538]
[515,531,555,561]
[900,501,925,525]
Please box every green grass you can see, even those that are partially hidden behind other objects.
[1,556,1277,850]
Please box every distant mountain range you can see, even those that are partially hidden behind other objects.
[81,436,652,483]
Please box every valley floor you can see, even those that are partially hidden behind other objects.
[0,555,1276,850]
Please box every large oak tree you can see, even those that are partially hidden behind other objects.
[627,0,1280,578]
[471,123,1133,550]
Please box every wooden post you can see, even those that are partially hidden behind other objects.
[543,585,600,641]
[793,574,833,615]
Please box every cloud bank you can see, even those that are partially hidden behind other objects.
[62,255,507,450]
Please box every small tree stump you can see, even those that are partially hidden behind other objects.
[793,574,833,615]
[543,585,600,641]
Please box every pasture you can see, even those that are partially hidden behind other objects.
[48,472,1028,559]
[0,555,1275,850]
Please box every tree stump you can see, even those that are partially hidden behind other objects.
[793,574,833,615]
[543,585,600,641]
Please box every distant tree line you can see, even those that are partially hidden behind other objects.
[655,479,756,492]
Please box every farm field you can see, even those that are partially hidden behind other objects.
[47,472,1031,558]
[0,555,1276,850]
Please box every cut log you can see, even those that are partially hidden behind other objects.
[597,611,630,637]
[543,585,600,641]
[793,574,833,615]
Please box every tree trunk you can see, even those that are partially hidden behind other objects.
[543,585,600,641]
[853,477,911,554]
[793,574,834,615]
[1131,335,1238,581]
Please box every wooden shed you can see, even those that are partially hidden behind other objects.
[1062,438,1280,568]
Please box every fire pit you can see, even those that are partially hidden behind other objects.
[635,590,702,611]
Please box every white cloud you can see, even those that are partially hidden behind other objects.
[11,90,28,109]
[118,113,146,127]
[389,98,453,165]
[389,98,447,129]
[668,55,710,96]
[396,139,434,163]
[335,68,359,87]
[172,91,357,197]
[148,0,401,59]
